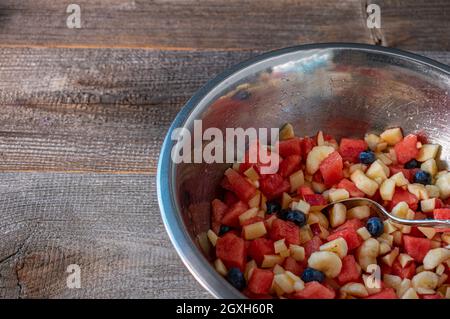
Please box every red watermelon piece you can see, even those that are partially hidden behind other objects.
[211,199,228,234]
[277,138,302,158]
[388,187,419,211]
[224,168,256,202]
[304,236,323,258]
[248,238,274,265]
[221,201,248,227]
[278,155,301,178]
[337,178,365,198]
[392,259,416,279]
[298,185,315,198]
[248,268,274,295]
[337,255,361,285]
[319,151,344,187]
[327,226,362,251]
[283,256,304,276]
[303,194,327,206]
[270,219,300,245]
[433,208,450,232]
[216,232,246,271]
[365,288,398,299]
[292,282,336,299]
[301,137,316,158]
[394,134,419,164]
[403,235,431,263]
[339,138,368,163]
[259,173,290,200]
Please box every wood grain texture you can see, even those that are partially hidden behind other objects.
[0,172,211,298]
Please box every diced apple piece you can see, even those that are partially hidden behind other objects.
[421,159,438,176]
[420,198,436,213]
[350,169,379,196]
[274,239,288,254]
[347,205,371,220]
[349,163,368,174]
[402,287,419,299]
[436,172,450,199]
[357,227,372,241]
[365,133,381,151]
[381,247,399,267]
[273,264,285,275]
[214,258,227,276]
[391,201,409,218]
[416,144,440,162]
[426,185,440,198]
[407,183,428,200]
[262,254,284,268]
[293,200,311,215]
[418,227,437,240]
[320,237,348,258]
[207,229,218,246]
[380,128,403,145]
[290,244,306,261]
[239,207,259,224]
[281,192,292,209]
[279,123,295,141]
[376,142,388,152]
[248,191,261,208]
[397,278,412,298]
[244,166,260,181]
[285,270,302,283]
[376,152,393,166]
[274,273,295,294]
[380,179,396,201]
[389,172,409,187]
[329,189,350,202]
[330,203,347,228]
[340,283,369,298]
[306,145,335,175]
[379,242,392,255]
[378,233,394,247]
[289,169,304,193]
[384,220,398,234]
[398,253,414,268]
[383,274,402,289]
[243,221,267,240]
[366,160,389,182]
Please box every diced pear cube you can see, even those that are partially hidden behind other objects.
[416,144,440,162]
[279,123,295,141]
[350,170,379,196]
[320,237,348,258]
[378,233,394,247]
[383,274,402,289]
[366,160,389,181]
[420,198,436,213]
[290,244,305,261]
[436,172,450,199]
[381,247,399,267]
[329,189,350,202]
[365,133,381,151]
[272,264,285,275]
[289,169,304,193]
[418,227,437,240]
[274,239,288,254]
[391,201,409,218]
[330,203,347,228]
[347,205,371,220]
[248,191,261,208]
[380,179,396,201]
[379,242,392,255]
[262,255,284,268]
[402,287,419,299]
[357,227,372,241]
[285,271,301,283]
[398,253,414,268]
[207,229,219,246]
[407,183,428,200]
[281,192,292,209]
[293,200,311,215]
[306,145,335,175]
[349,163,368,174]
[214,259,227,276]
[239,207,259,224]
[376,142,388,152]
[421,159,438,176]
[380,128,403,145]
[383,220,397,234]
[426,185,440,198]
[389,172,409,187]
[397,278,412,298]
[274,273,295,294]
[376,152,393,165]
[243,221,267,240]
[244,166,260,181]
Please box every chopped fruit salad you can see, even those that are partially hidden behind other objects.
[206,124,450,299]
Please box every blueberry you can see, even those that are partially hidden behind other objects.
[266,201,281,214]
[404,159,420,169]
[359,151,376,164]
[226,267,246,290]
[366,217,384,237]
[282,210,307,227]
[218,225,231,236]
[232,89,251,101]
[414,170,432,185]
[301,267,325,283]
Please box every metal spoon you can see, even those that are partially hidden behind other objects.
[321,197,450,229]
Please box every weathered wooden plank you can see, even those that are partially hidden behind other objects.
[0,0,372,50]
[0,172,211,298]
[0,49,448,174]
[0,0,448,51]
[0,48,259,173]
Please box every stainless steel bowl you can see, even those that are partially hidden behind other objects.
[157,43,450,298]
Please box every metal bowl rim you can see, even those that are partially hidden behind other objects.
[156,42,450,299]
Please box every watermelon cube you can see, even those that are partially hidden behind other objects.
[388,187,419,211]
[433,208,450,232]
[216,232,246,271]
[319,151,344,187]
[365,288,398,299]
[303,236,323,258]
[277,138,302,158]
[422,294,442,299]
[224,168,257,202]
[391,259,416,279]
[259,173,290,200]
[394,134,419,164]
[248,268,274,295]
[248,238,275,265]
[283,256,304,276]
[327,227,362,251]
[292,282,336,299]
[339,138,368,163]
[278,155,301,178]
[269,219,300,245]
[221,201,249,227]
[211,199,228,234]
[335,218,364,232]
[337,255,361,285]
[298,185,315,198]
[403,235,432,263]
[303,194,327,206]
[301,137,316,158]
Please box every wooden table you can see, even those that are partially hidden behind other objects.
[0,0,448,298]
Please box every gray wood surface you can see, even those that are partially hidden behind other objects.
[0,0,448,299]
